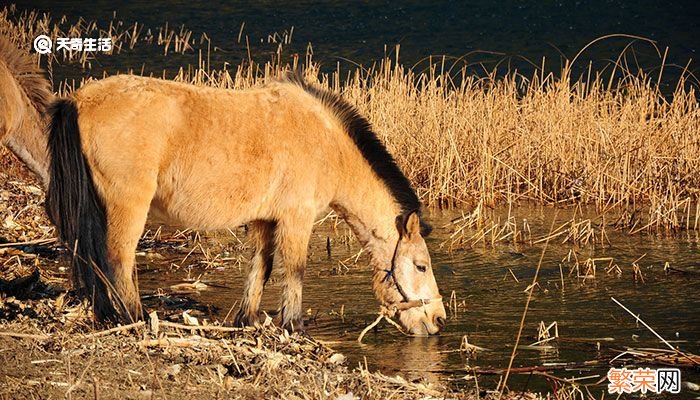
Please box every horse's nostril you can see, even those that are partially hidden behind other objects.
[435,316,446,328]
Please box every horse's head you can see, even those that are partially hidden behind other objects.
[377,211,446,336]
[0,38,52,143]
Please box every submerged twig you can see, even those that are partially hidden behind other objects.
[357,308,410,343]
[610,296,674,351]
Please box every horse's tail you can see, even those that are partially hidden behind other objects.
[46,99,125,322]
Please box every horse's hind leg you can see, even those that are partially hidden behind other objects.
[104,194,153,322]
[234,220,276,327]
[276,213,314,332]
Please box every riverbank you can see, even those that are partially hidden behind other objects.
[1,166,520,400]
[0,292,463,399]
[0,151,484,399]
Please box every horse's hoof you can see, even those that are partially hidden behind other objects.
[233,309,259,327]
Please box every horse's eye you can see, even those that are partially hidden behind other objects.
[416,265,427,273]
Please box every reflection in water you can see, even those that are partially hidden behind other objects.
[133,207,700,395]
[359,337,447,385]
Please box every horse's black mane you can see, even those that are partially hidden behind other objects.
[284,73,428,232]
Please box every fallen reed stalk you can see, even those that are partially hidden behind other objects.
[610,347,700,368]
[611,296,700,367]
[611,296,676,351]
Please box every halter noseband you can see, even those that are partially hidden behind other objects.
[382,238,443,315]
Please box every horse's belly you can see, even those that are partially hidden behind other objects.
[148,191,267,231]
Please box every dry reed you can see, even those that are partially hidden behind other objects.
[167,40,700,239]
[3,5,698,240]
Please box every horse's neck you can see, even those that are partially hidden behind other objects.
[3,104,50,186]
[332,178,403,305]
[331,172,401,272]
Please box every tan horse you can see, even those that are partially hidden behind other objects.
[2,39,446,335]
[0,38,52,184]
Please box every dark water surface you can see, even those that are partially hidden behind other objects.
[134,208,700,396]
[10,1,700,92]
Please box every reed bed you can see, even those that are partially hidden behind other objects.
[148,41,700,239]
[345,58,699,237]
[440,203,614,251]
[3,4,699,239]
[168,47,700,239]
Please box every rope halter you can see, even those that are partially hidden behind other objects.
[381,297,443,318]
[381,238,443,318]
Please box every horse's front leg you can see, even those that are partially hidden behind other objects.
[276,214,314,332]
[234,220,276,327]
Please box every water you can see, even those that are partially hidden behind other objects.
[135,208,700,395]
[9,1,700,93]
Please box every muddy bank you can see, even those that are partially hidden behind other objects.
[0,149,489,399]
[0,292,466,399]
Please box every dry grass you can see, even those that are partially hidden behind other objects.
[160,40,700,239]
[343,56,699,237]
[174,46,699,234]
[0,290,465,399]
[3,4,699,238]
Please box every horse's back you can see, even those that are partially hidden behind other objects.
[72,75,351,229]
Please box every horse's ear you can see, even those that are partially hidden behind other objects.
[405,211,421,237]
[396,211,430,238]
